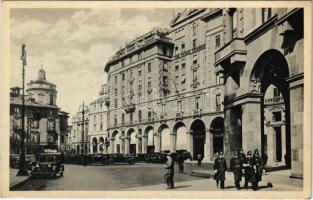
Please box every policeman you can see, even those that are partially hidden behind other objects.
[213,151,227,189]
[230,151,243,190]
[243,151,255,189]
[164,153,175,189]
[252,149,264,190]
[239,149,246,163]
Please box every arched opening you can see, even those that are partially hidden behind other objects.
[92,137,98,154]
[99,137,104,153]
[174,122,188,152]
[128,129,137,155]
[250,49,291,168]
[159,124,170,153]
[210,117,224,154]
[191,119,206,159]
[145,126,154,153]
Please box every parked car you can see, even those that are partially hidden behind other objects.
[146,153,167,163]
[102,153,136,165]
[10,154,36,170]
[30,153,64,178]
[135,153,149,162]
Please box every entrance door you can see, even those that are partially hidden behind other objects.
[130,144,136,155]
[193,134,205,159]
[213,135,223,154]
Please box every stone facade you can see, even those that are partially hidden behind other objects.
[10,68,69,154]
[70,109,89,154]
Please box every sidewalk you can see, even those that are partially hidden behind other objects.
[9,168,31,190]
[124,169,303,191]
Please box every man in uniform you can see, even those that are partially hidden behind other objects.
[230,151,243,190]
[164,153,174,189]
[243,151,256,190]
[252,149,264,190]
[213,151,227,189]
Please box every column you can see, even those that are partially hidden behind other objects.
[90,139,94,154]
[121,139,125,154]
[142,135,148,153]
[289,76,303,178]
[170,133,176,153]
[203,129,213,162]
[136,137,141,154]
[154,133,161,153]
[189,131,194,159]
[242,102,262,153]
[124,137,130,154]
[281,124,286,164]
[186,131,192,153]
[109,139,115,153]
[266,127,275,165]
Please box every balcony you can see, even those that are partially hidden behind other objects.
[264,96,284,105]
[124,103,135,113]
[176,111,183,120]
[215,38,246,66]
[174,44,206,59]
[193,109,202,118]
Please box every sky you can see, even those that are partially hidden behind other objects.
[10,8,177,119]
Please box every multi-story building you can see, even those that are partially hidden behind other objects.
[88,84,109,154]
[104,8,304,178]
[70,109,89,154]
[10,68,69,154]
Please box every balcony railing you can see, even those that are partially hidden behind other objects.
[215,38,246,65]
[264,96,284,104]
[124,103,135,113]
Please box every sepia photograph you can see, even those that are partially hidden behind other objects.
[1,1,311,198]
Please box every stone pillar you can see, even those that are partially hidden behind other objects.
[242,102,262,153]
[170,133,176,153]
[136,137,141,154]
[204,129,213,162]
[121,139,125,154]
[124,137,130,154]
[142,135,148,153]
[266,127,275,165]
[189,131,194,159]
[110,139,115,153]
[186,131,192,153]
[289,76,303,178]
[281,124,286,164]
[154,133,161,153]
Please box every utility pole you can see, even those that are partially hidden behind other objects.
[17,44,28,176]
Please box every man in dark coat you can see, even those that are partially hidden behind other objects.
[164,153,174,189]
[197,154,203,167]
[213,151,227,189]
[252,149,264,190]
[230,151,243,190]
[243,151,256,189]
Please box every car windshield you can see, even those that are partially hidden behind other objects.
[39,156,55,162]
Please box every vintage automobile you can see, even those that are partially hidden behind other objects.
[30,153,64,178]
[135,153,149,162]
[146,152,167,163]
[102,153,136,165]
[10,154,36,170]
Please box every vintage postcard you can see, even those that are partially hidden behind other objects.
[0,1,311,198]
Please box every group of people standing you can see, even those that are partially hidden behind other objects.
[214,149,265,190]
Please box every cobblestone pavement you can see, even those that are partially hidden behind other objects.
[11,163,302,191]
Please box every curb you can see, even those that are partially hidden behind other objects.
[10,176,32,190]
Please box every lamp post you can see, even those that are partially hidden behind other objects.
[17,44,28,176]
[79,101,88,155]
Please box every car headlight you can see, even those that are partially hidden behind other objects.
[48,164,52,168]
[36,164,39,168]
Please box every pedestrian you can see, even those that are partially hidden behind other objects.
[230,151,243,190]
[252,149,264,190]
[178,154,184,173]
[243,151,256,190]
[213,151,227,189]
[164,153,174,189]
[197,153,203,167]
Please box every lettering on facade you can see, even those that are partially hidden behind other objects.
[174,44,206,59]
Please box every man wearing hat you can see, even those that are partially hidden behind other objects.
[213,151,227,189]
[164,153,175,189]
[243,151,256,189]
[252,149,264,190]
[230,151,243,190]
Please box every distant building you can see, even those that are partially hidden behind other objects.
[10,68,69,154]
[88,84,108,154]
[70,108,89,154]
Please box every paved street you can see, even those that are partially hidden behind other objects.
[11,163,302,191]
[11,163,202,191]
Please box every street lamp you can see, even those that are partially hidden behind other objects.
[79,101,88,155]
[17,44,28,176]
